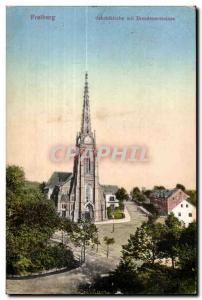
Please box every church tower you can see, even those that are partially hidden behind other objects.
[70,73,107,222]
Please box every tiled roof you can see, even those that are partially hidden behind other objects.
[47,172,72,187]
[101,185,119,194]
[150,188,178,199]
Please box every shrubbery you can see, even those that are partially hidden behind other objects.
[6,165,76,275]
[107,207,125,219]
[81,215,197,295]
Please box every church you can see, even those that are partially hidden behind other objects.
[45,73,107,222]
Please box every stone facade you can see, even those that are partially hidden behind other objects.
[45,73,107,222]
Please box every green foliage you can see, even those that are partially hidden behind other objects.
[103,236,115,258]
[6,165,75,275]
[107,207,125,219]
[158,213,182,268]
[80,213,197,295]
[91,234,100,252]
[71,219,98,262]
[130,187,140,196]
[24,180,40,191]
[186,190,196,206]
[176,183,186,192]
[131,187,146,203]
[6,165,25,194]
[84,260,196,295]
[142,189,152,198]
[178,221,197,272]
[39,181,47,193]
[141,203,159,216]
[115,187,129,201]
[153,185,166,190]
[122,219,165,264]
[31,244,75,271]
[113,214,197,294]
[119,200,124,210]
[112,258,141,294]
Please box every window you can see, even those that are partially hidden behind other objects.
[62,204,66,209]
[109,196,115,202]
[181,204,183,208]
[85,153,91,174]
[186,204,188,208]
[85,184,92,203]
[178,212,181,217]
[189,213,192,217]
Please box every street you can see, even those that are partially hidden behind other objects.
[6,201,147,294]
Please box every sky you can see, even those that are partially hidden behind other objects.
[6,6,196,190]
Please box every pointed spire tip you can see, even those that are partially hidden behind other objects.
[85,72,88,82]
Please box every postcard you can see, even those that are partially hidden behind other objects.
[6,6,197,295]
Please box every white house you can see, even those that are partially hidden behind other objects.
[170,199,196,227]
[105,193,119,209]
[101,185,119,209]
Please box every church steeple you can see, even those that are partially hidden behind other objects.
[81,72,91,135]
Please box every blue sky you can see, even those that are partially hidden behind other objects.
[6,7,196,189]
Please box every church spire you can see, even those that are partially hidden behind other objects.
[81,72,91,135]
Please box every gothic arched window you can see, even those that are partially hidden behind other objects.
[85,184,92,203]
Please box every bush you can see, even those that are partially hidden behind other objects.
[8,244,76,275]
[107,207,125,219]
[31,244,76,272]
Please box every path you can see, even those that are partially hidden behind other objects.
[6,201,147,294]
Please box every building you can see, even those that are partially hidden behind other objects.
[150,188,196,226]
[171,199,196,227]
[102,185,119,209]
[44,172,73,217]
[45,73,107,222]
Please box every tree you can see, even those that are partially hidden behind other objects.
[142,189,151,198]
[6,165,25,194]
[71,219,98,263]
[186,190,196,206]
[115,187,129,201]
[130,187,140,198]
[6,165,70,275]
[159,213,182,269]
[122,219,164,264]
[153,185,166,190]
[112,258,141,294]
[176,183,186,192]
[130,187,146,203]
[103,236,115,258]
[92,234,101,253]
[178,221,197,273]
[39,181,47,193]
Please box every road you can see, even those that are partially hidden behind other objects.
[6,201,147,295]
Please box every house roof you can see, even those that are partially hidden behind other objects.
[46,172,72,187]
[101,185,119,194]
[172,198,196,210]
[150,188,178,199]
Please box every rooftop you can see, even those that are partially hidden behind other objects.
[101,185,119,194]
[46,172,72,187]
[150,188,178,199]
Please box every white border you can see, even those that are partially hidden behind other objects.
[1,1,200,299]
